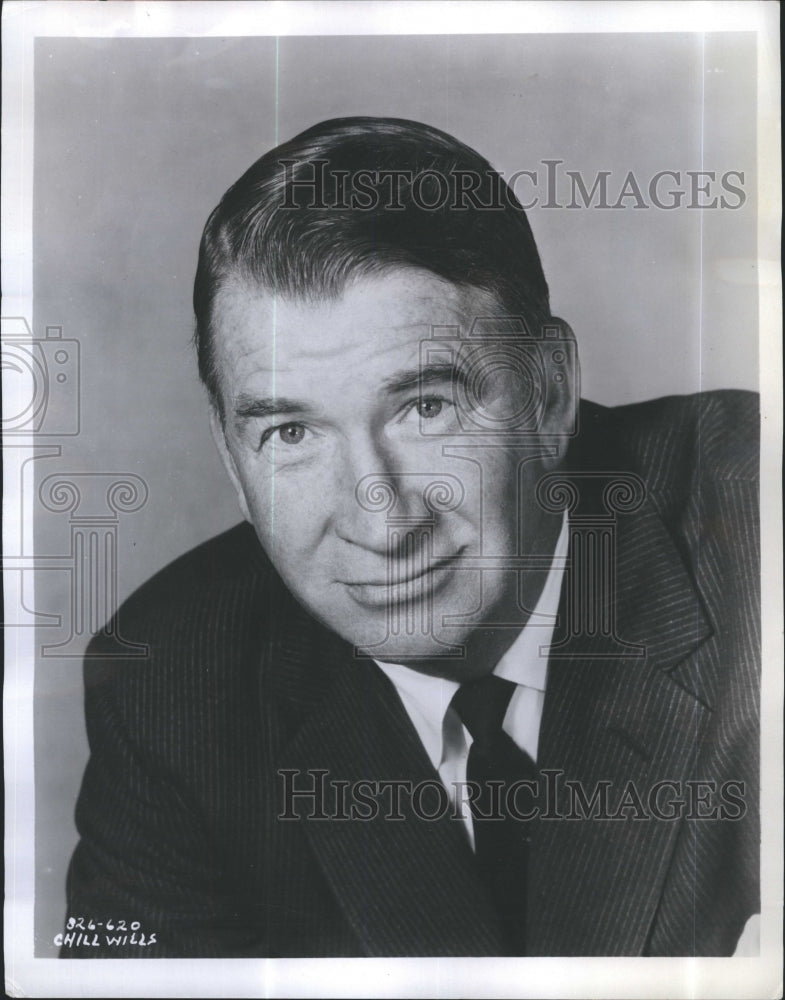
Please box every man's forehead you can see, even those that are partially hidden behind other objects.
[209,271,508,419]
[212,270,501,354]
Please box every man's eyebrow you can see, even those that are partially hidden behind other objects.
[232,364,466,418]
[233,394,314,420]
[382,362,467,394]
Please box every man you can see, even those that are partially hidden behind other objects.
[63,117,759,957]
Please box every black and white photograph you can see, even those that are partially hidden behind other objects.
[2,2,781,997]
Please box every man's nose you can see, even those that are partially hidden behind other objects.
[331,434,431,552]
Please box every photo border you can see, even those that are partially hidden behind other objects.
[3,2,781,997]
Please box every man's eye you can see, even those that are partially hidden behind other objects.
[276,423,306,445]
[417,397,445,419]
[260,422,307,449]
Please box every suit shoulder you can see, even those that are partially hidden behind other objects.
[604,390,759,487]
[85,522,278,689]
[113,521,269,623]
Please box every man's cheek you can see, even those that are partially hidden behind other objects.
[240,470,292,521]
[250,492,318,560]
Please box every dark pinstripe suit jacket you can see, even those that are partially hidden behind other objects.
[64,391,760,957]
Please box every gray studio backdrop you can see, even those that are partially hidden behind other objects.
[32,32,757,954]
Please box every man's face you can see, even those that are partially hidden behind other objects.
[211,269,572,673]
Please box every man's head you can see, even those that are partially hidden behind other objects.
[194,117,553,405]
[194,117,578,675]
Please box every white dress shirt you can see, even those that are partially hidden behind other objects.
[376,514,569,847]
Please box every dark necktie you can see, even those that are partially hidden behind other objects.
[451,674,538,955]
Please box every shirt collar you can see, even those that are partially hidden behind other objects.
[374,665,459,771]
[493,511,569,692]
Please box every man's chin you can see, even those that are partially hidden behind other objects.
[307,584,504,667]
[347,624,474,670]
[357,638,464,661]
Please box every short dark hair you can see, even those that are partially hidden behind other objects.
[193,116,551,402]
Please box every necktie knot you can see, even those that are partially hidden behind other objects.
[450,674,517,744]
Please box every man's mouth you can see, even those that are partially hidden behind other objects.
[341,551,462,607]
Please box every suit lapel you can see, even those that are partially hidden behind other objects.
[529,496,714,955]
[267,609,504,956]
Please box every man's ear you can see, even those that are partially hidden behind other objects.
[209,406,252,523]
[540,317,580,464]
